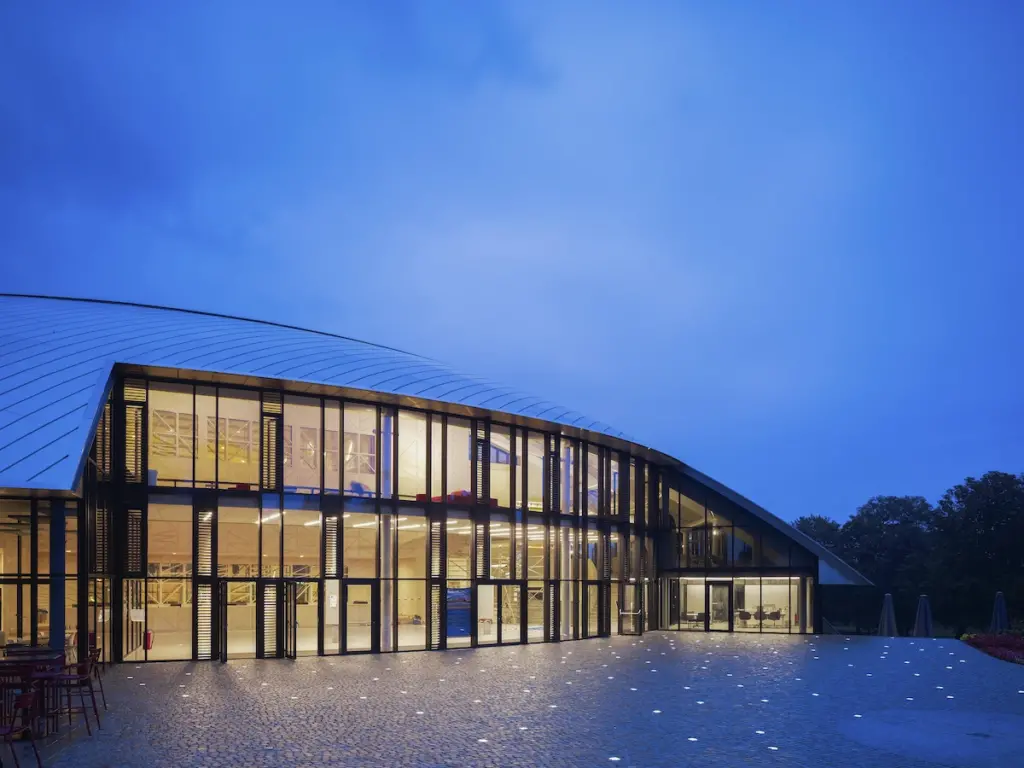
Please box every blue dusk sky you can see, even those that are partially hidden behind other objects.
[2,2,1022,521]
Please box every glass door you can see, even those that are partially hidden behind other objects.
[620,582,642,636]
[706,581,732,631]
[283,582,297,660]
[343,581,377,653]
[221,580,257,659]
[475,583,524,646]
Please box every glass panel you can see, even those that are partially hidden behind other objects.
[343,512,377,579]
[66,506,79,575]
[683,527,705,569]
[680,489,705,526]
[489,425,512,508]
[146,578,192,660]
[587,584,599,636]
[610,582,619,635]
[344,404,378,496]
[446,418,472,505]
[733,527,758,567]
[559,440,576,515]
[37,504,49,575]
[446,517,471,580]
[217,389,259,490]
[195,386,216,486]
[586,447,599,516]
[501,585,521,644]
[397,580,426,650]
[323,579,340,653]
[380,407,395,500]
[490,521,511,579]
[397,513,427,579]
[445,580,472,648]
[261,499,282,577]
[147,498,193,573]
[148,383,193,487]
[559,580,574,640]
[805,577,814,634]
[759,578,790,633]
[708,582,730,630]
[297,581,319,656]
[668,489,681,528]
[430,418,443,500]
[790,578,801,633]
[397,410,427,501]
[477,584,498,645]
[0,583,21,643]
[0,500,30,575]
[681,578,706,630]
[324,401,341,493]
[217,499,259,578]
[708,525,731,568]
[526,524,545,580]
[346,584,373,651]
[283,395,321,493]
[585,528,600,579]
[283,499,320,578]
[224,580,256,659]
[526,434,544,512]
[734,577,761,632]
[762,533,790,567]
[380,578,394,652]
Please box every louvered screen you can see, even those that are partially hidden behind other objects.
[547,437,559,512]
[262,392,282,414]
[93,504,109,573]
[124,404,144,483]
[263,583,278,656]
[324,516,338,577]
[475,422,489,503]
[197,585,213,660]
[429,583,442,650]
[197,508,214,577]
[126,509,143,574]
[95,402,112,480]
[262,415,280,490]
[547,582,557,641]
[429,520,443,579]
[601,533,611,580]
[475,522,488,579]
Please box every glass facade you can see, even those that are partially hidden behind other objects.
[23,373,821,665]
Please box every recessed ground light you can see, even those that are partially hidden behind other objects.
[947,695,954,699]
[812,693,819,697]
[906,697,914,701]
[609,758,621,762]
[478,739,488,743]
[768,746,779,751]
[652,710,661,714]
[761,699,769,703]
[416,711,424,715]
[687,737,698,742]
[549,704,558,709]
[630,688,637,691]
[854,714,862,718]
[697,701,704,705]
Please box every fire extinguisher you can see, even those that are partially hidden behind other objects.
[144,630,154,651]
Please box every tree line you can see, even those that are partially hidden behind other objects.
[794,471,1024,635]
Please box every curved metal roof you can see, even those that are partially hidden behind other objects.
[0,294,627,492]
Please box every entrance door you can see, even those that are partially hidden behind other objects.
[667,578,680,629]
[343,581,378,653]
[283,582,297,660]
[475,583,524,646]
[620,582,643,636]
[221,580,257,659]
[707,581,732,631]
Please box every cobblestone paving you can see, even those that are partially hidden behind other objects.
[36,633,1024,768]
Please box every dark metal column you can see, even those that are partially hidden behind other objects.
[49,499,66,652]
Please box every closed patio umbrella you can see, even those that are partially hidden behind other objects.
[878,592,898,637]
[912,595,933,637]
[990,591,1009,633]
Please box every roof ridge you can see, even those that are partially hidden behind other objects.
[0,293,427,360]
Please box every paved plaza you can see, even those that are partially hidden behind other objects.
[42,632,1024,768]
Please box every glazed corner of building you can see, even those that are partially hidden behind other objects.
[0,294,869,663]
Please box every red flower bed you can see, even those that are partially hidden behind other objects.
[963,633,1024,664]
